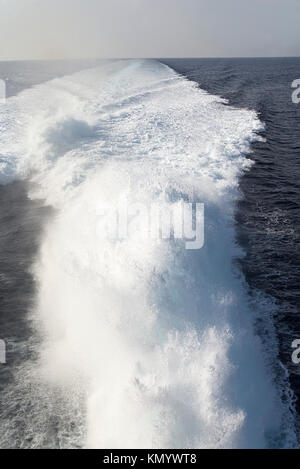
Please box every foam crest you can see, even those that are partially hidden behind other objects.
[0,59,296,448]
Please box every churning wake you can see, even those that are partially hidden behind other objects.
[0,59,297,448]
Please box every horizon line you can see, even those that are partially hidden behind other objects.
[0,55,300,63]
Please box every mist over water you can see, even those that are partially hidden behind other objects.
[0,59,297,448]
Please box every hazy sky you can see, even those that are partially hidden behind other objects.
[0,0,299,60]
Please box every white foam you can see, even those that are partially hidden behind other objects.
[0,59,297,448]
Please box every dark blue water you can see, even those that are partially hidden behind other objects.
[162,57,300,430]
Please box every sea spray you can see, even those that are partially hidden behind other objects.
[0,59,296,448]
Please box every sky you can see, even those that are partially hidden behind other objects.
[0,0,299,60]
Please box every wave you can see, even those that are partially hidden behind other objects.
[0,59,297,448]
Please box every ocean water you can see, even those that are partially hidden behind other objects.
[163,57,300,432]
[0,58,299,449]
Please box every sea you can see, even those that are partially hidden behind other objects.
[0,57,299,449]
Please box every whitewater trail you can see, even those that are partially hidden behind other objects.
[0,59,297,448]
